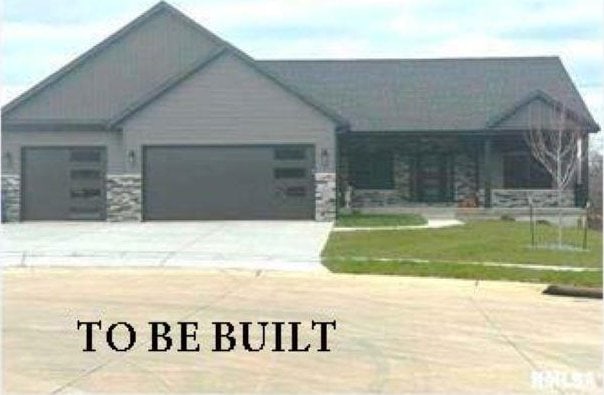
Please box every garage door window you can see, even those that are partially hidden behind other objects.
[71,169,101,180]
[71,188,101,198]
[70,149,101,162]
[274,168,306,179]
[274,147,306,160]
[68,149,105,219]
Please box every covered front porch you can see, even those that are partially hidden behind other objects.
[337,132,588,210]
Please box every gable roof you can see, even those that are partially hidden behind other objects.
[261,57,599,133]
[1,2,237,123]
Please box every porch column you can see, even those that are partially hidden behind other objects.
[483,137,492,208]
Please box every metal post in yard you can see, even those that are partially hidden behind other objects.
[583,201,590,250]
[528,196,535,247]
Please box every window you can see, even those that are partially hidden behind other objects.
[70,169,101,180]
[349,151,394,189]
[274,168,306,179]
[274,147,306,160]
[503,153,551,188]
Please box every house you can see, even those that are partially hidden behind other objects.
[1,2,599,222]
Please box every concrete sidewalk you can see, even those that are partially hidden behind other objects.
[0,221,332,271]
[3,269,601,393]
[333,218,463,232]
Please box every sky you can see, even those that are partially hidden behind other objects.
[2,0,603,148]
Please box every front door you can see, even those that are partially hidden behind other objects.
[416,154,452,203]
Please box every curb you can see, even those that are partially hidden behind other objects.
[542,284,603,299]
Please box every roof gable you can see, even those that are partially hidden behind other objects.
[114,48,345,128]
[2,2,232,122]
[121,51,340,134]
[487,90,599,132]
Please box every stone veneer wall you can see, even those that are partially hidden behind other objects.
[352,190,405,207]
[394,154,412,200]
[491,189,575,208]
[1,175,20,222]
[453,153,478,203]
[315,172,336,221]
[106,174,142,221]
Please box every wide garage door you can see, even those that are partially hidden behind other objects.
[143,145,315,220]
[21,147,106,220]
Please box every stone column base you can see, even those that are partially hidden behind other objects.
[1,175,20,222]
[491,189,575,208]
[106,175,142,221]
[315,172,336,221]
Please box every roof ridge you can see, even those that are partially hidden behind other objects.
[158,2,251,60]
[259,56,560,62]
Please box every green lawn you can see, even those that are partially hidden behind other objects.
[335,213,426,227]
[322,220,603,287]
[324,260,602,288]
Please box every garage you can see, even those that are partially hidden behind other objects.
[21,147,106,220]
[142,145,315,220]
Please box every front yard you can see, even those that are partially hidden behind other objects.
[335,212,426,227]
[322,220,603,287]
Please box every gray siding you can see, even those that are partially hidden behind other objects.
[5,9,220,121]
[1,131,124,175]
[123,53,337,172]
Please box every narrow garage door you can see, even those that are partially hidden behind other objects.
[143,146,314,220]
[21,147,106,220]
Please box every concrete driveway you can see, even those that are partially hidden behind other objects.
[3,268,602,394]
[0,221,332,271]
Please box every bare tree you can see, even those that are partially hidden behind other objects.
[526,101,584,247]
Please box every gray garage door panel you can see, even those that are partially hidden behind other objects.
[21,147,106,220]
[143,146,314,220]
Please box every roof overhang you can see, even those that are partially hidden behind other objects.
[1,121,114,132]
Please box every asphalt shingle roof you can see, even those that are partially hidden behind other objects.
[2,1,597,134]
[260,57,597,132]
